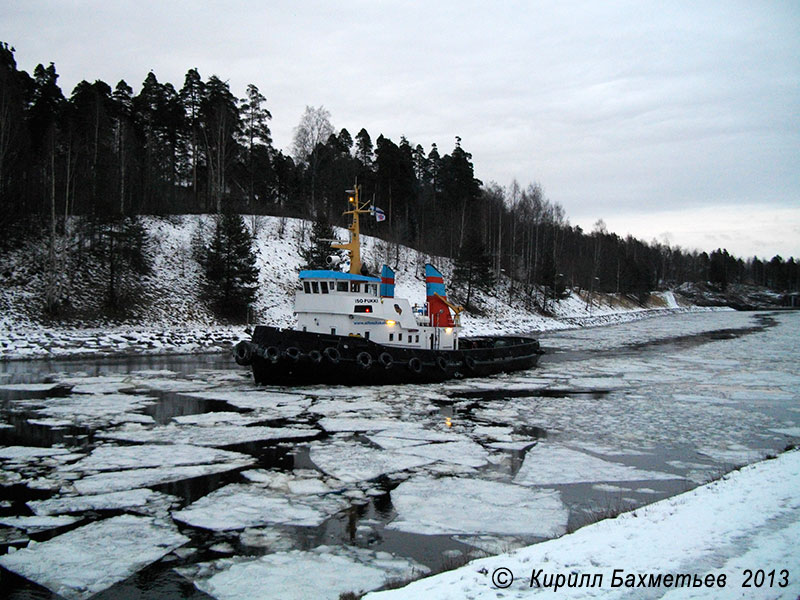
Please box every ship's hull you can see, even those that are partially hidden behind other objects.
[234,326,544,386]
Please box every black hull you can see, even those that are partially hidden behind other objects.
[234,326,544,386]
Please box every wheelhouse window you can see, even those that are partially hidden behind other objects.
[311,281,319,294]
[329,281,335,291]
[337,281,348,292]
[350,282,361,293]
[303,282,311,294]
[321,282,329,294]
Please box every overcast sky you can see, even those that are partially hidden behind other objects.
[4,1,799,258]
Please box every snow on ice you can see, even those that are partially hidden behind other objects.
[0,515,189,600]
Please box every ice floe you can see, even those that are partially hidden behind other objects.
[771,426,800,437]
[513,444,682,485]
[28,488,178,516]
[310,442,438,483]
[0,514,81,531]
[0,445,72,460]
[395,440,490,468]
[180,545,428,600]
[238,527,298,551]
[695,444,769,465]
[387,475,568,537]
[65,443,252,472]
[172,483,347,530]
[0,514,189,600]
[73,461,252,495]
[181,389,312,416]
[309,397,392,416]
[488,440,538,451]
[170,411,262,425]
[25,393,157,427]
[241,468,342,495]
[99,422,317,446]
[318,417,401,433]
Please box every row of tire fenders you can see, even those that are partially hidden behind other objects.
[235,343,479,373]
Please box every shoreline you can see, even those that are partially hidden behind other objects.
[366,449,800,599]
[0,306,728,364]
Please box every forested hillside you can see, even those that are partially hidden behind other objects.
[1,42,797,321]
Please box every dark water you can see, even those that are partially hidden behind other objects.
[1,311,798,598]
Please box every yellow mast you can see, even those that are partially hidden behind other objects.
[331,185,372,275]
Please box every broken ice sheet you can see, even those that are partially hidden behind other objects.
[28,488,178,517]
[387,475,568,537]
[99,422,317,446]
[180,545,428,600]
[28,393,157,427]
[395,440,491,468]
[241,468,341,495]
[513,445,682,486]
[65,443,253,472]
[309,397,392,416]
[54,375,137,395]
[310,442,437,483]
[74,460,253,495]
[128,377,214,393]
[695,445,769,465]
[318,417,400,433]
[172,483,347,530]
[0,515,81,531]
[488,440,538,451]
[0,446,73,460]
[367,422,459,449]
[771,426,800,437]
[171,411,264,426]
[0,514,189,600]
[238,527,298,551]
[453,534,531,554]
[181,390,312,417]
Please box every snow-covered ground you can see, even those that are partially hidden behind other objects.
[1,214,710,361]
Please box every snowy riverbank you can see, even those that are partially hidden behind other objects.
[367,449,800,600]
[1,214,715,361]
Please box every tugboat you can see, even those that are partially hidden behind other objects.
[233,186,543,385]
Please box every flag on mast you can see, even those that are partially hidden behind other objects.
[371,206,386,222]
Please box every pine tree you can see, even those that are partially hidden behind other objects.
[301,214,340,270]
[200,212,259,319]
[452,231,495,309]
